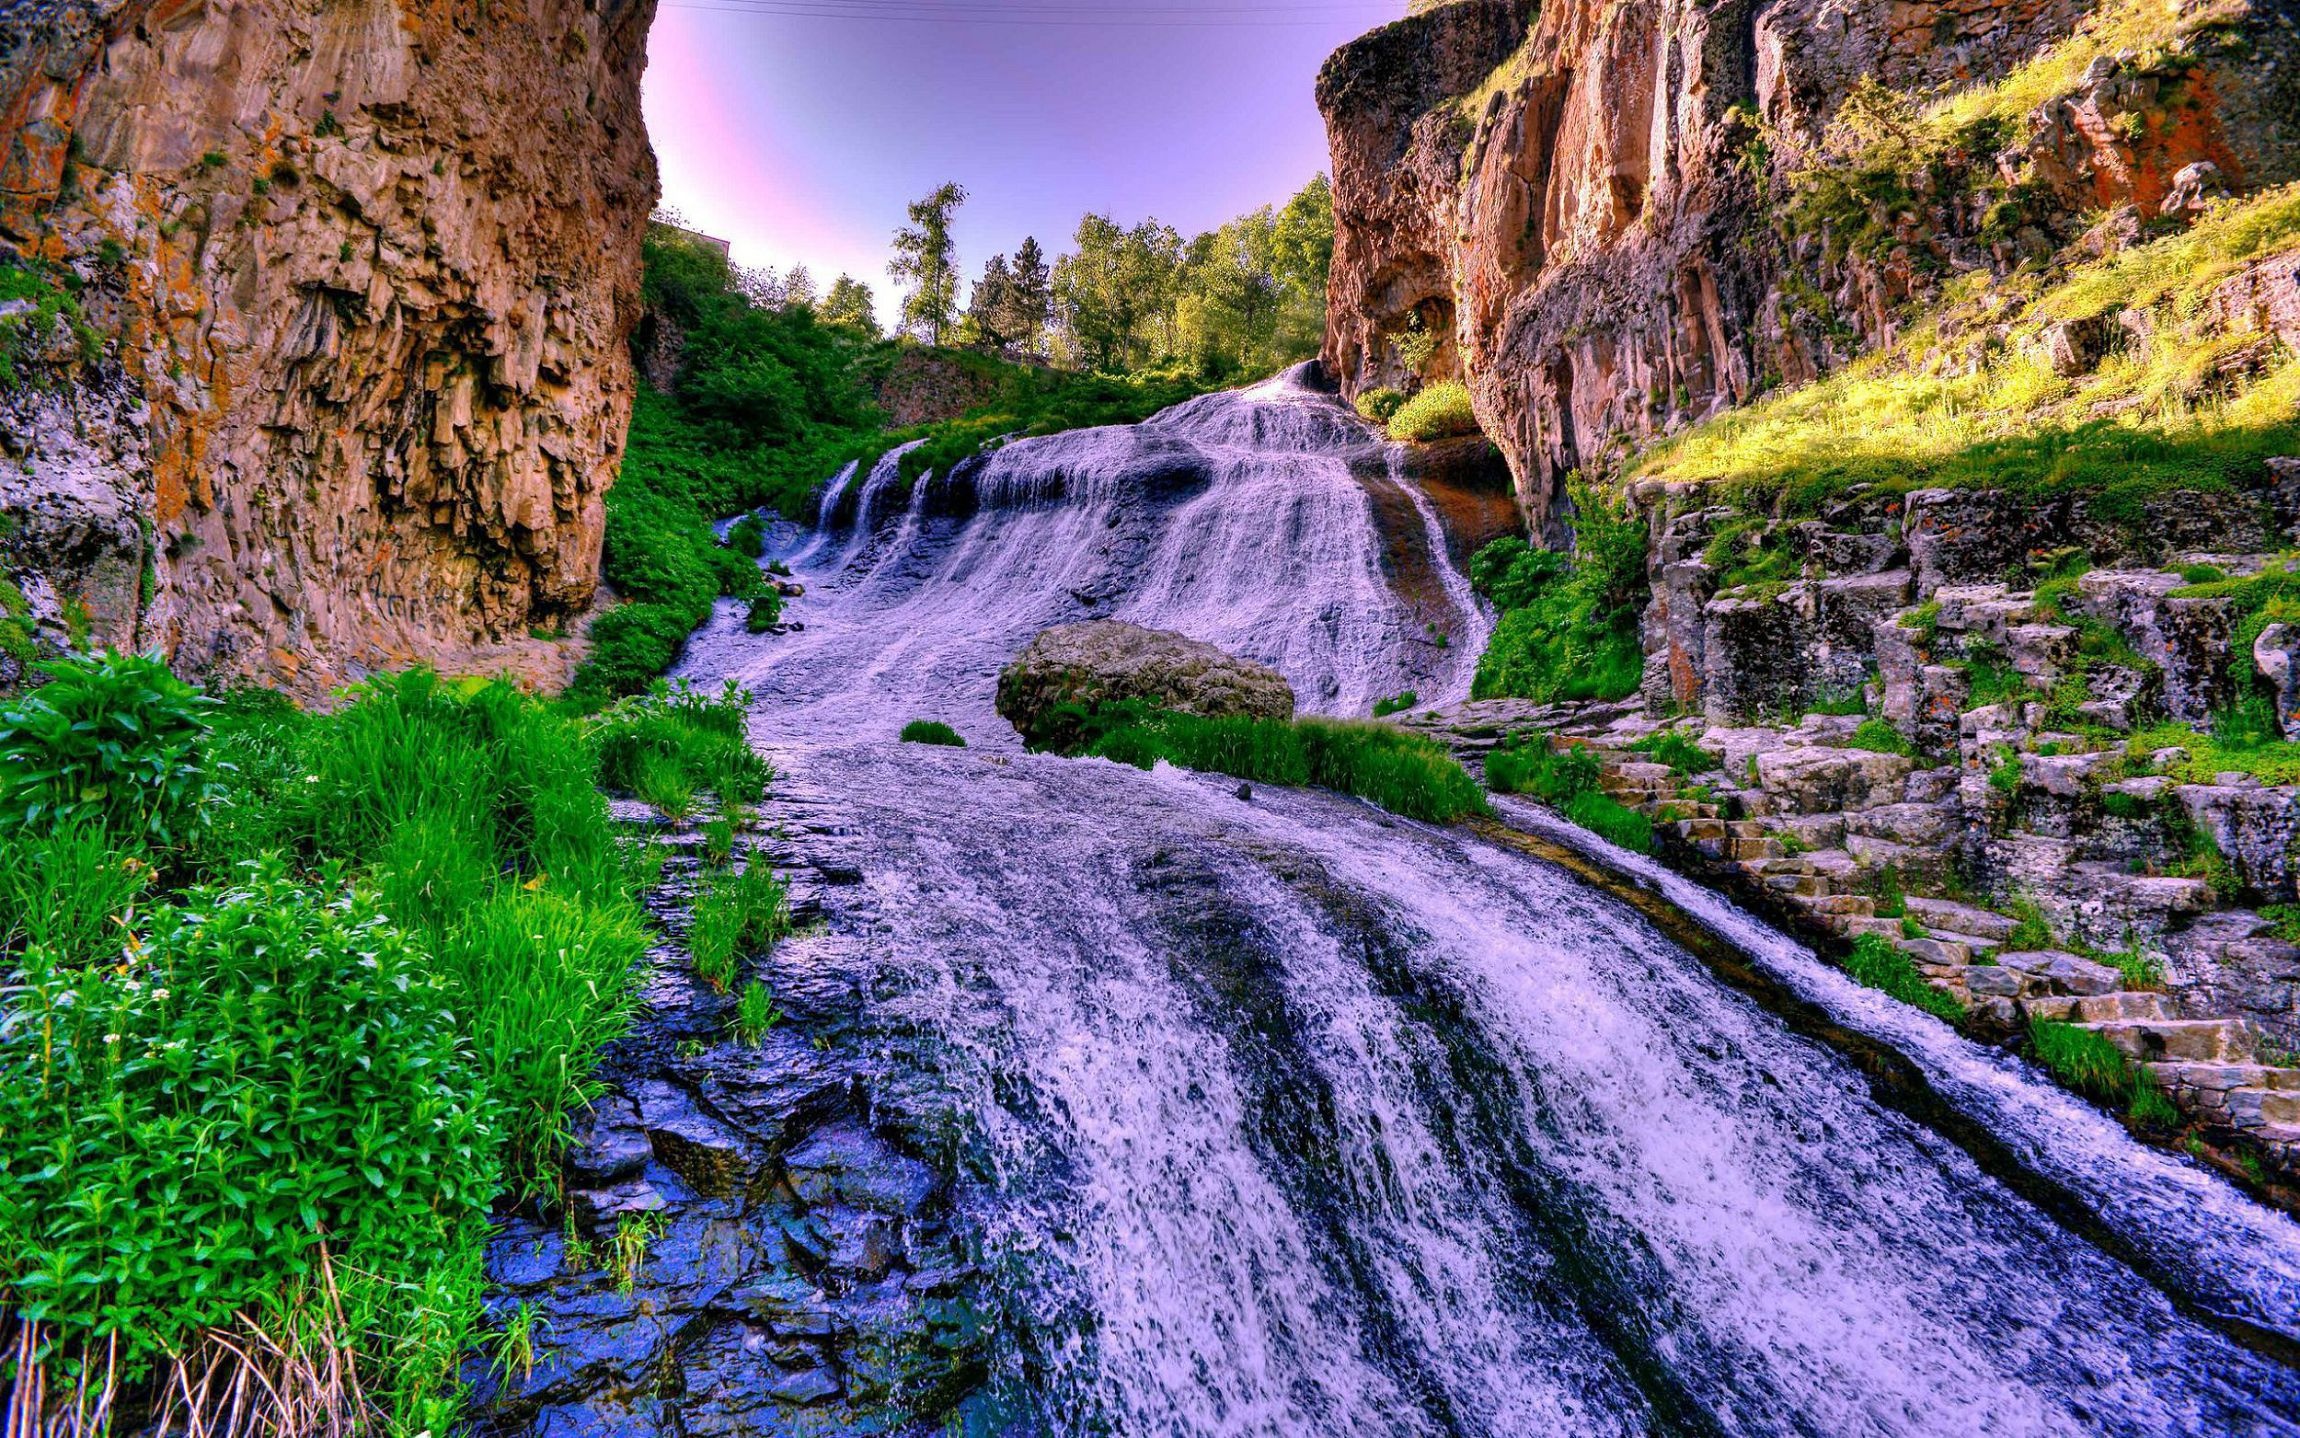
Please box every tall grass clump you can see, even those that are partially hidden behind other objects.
[2027,1016,2178,1127]
[0,655,710,1432]
[1481,733,1654,853]
[688,860,790,992]
[591,678,769,810]
[1844,932,1966,1022]
[1052,703,1487,824]
[900,719,967,747]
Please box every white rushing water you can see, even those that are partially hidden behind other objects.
[680,369,2300,1435]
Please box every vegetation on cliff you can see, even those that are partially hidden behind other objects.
[0,656,764,1430]
[1468,484,1648,705]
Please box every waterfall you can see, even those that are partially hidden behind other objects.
[672,370,2300,1434]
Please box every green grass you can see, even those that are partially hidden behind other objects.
[1355,387,1406,424]
[900,719,968,746]
[688,859,790,992]
[1845,932,1966,1022]
[1064,706,1489,824]
[591,679,768,810]
[0,660,748,1431]
[1628,729,1714,775]
[1481,734,1654,853]
[2030,1017,2177,1123]
[1386,381,1480,442]
[1634,184,2300,533]
[734,979,781,1046]
[1845,718,1915,756]
[1372,690,1419,718]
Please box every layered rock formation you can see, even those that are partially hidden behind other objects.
[0,0,658,695]
[996,620,1297,750]
[1320,0,2300,535]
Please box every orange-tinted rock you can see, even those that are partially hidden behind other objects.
[0,0,657,696]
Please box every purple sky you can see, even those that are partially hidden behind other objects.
[643,0,1400,324]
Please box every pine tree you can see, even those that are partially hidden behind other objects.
[887,181,967,346]
[1005,236,1052,359]
[965,253,1016,354]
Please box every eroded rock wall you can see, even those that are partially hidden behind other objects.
[0,0,657,695]
[1320,0,2300,538]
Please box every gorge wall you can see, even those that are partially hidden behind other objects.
[0,0,658,695]
[1321,0,2300,538]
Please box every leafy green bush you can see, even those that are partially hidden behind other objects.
[1386,382,1480,442]
[726,512,767,558]
[1482,733,1601,803]
[900,719,967,746]
[0,651,220,845]
[0,862,495,1391]
[1371,691,1418,718]
[1471,484,1649,704]
[1845,932,1966,1021]
[746,589,784,633]
[2027,1017,2171,1120]
[1562,788,1655,853]
[1066,707,1488,824]
[1354,387,1406,424]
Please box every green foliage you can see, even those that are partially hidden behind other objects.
[746,590,784,634]
[890,182,968,345]
[1063,705,1488,824]
[1481,733,1653,852]
[1372,691,1419,718]
[900,719,967,746]
[1629,729,1715,775]
[1467,536,1568,613]
[1845,932,1966,1022]
[2029,1017,2157,1108]
[1471,484,1650,705]
[591,678,769,810]
[734,979,781,1047]
[1847,718,1915,756]
[0,260,100,390]
[2005,894,2056,949]
[725,512,767,558]
[688,860,790,993]
[0,862,494,1386]
[0,820,150,967]
[1987,743,2024,795]
[1869,862,1909,919]
[0,651,220,846]
[1386,381,1481,442]
[1355,387,1407,424]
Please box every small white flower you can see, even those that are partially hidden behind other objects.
[103,1033,121,1044]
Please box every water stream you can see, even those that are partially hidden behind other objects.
[677,366,2300,1435]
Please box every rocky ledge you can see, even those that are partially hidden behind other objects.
[462,797,1007,1437]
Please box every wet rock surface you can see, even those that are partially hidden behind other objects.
[464,810,1016,1438]
[995,619,1297,748]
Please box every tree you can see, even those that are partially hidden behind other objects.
[888,181,967,346]
[821,274,880,338]
[1052,214,1182,371]
[964,253,1017,354]
[1006,236,1052,358]
[781,263,817,311]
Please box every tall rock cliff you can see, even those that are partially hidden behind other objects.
[1321,0,2300,539]
[0,0,658,694]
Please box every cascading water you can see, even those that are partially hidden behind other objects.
[677,367,2300,1434]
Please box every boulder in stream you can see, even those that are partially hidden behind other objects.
[996,621,1295,749]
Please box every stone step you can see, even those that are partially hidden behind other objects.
[1801,894,1875,917]
[1728,836,1786,861]
[2072,991,2179,1022]
[1896,936,1969,967]
[2077,1018,2258,1064]
[2227,1087,2300,1129]
[1902,897,2019,943]
[1831,916,1908,941]
[1678,819,1729,843]
[1996,949,2122,997]
[1726,819,1774,839]
[1767,872,1831,898]
[1923,928,2004,956]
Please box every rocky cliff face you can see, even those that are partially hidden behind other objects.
[1320,0,2300,537]
[0,0,657,695]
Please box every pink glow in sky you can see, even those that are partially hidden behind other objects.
[642,0,1399,323]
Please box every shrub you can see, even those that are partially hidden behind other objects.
[746,591,784,633]
[0,651,220,845]
[1354,387,1406,424]
[1562,788,1654,853]
[900,719,967,746]
[1372,691,1419,718]
[1075,710,1488,824]
[1845,932,1966,1022]
[1483,734,1601,803]
[725,512,767,558]
[1470,484,1649,704]
[0,863,495,1392]
[1387,381,1481,442]
[2029,1017,2143,1104]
